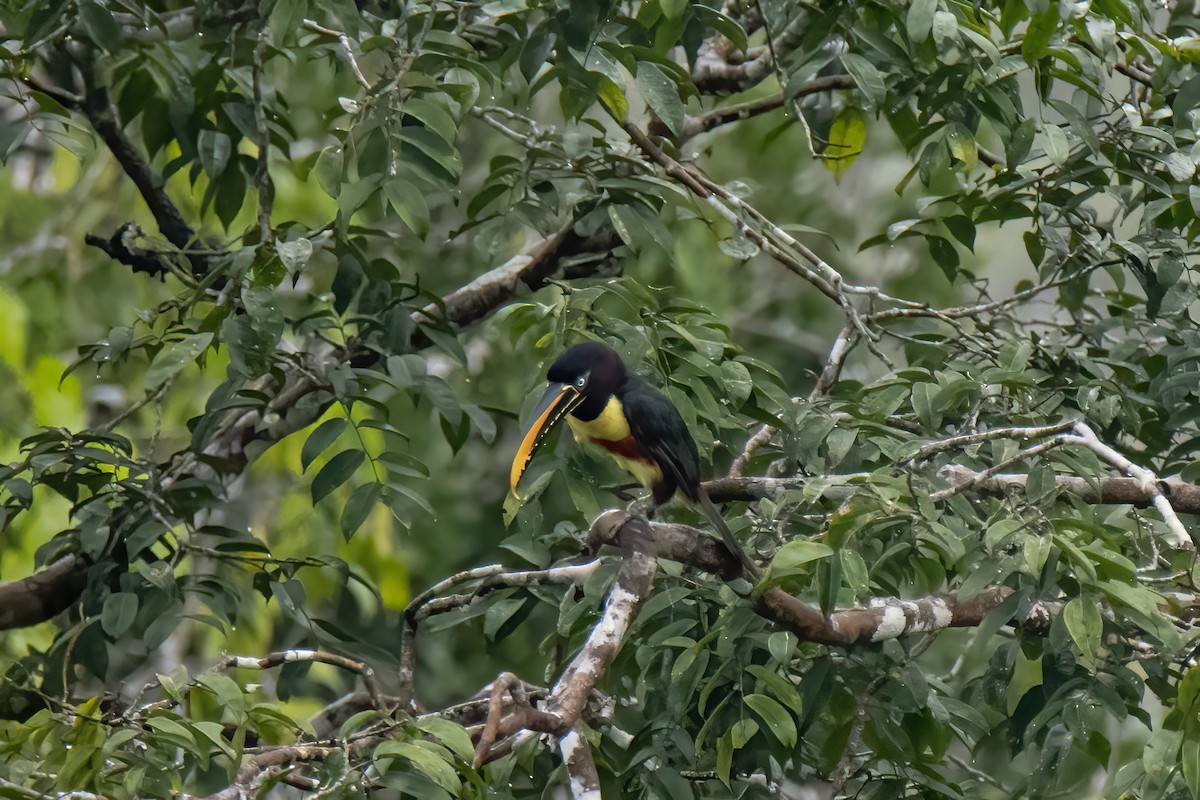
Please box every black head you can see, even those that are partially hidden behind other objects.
[510,341,630,494]
[547,342,627,418]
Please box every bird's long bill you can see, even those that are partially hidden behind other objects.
[510,382,583,496]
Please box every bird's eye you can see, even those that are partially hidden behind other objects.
[575,376,587,388]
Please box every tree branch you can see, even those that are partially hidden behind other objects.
[75,59,207,274]
[559,727,602,800]
[469,513,658,765]
[0,554,86,631]
[680,76,855,141]
[1064,421,1197,549]
[937,465,1200,516]
[220,649,385,712]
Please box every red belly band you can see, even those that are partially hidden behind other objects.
[592,436,651,463]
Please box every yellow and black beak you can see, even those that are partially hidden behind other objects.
[510,382,584,496]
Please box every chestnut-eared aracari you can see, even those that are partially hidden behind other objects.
[510,342,760,580]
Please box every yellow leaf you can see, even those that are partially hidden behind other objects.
[824,107,866,180]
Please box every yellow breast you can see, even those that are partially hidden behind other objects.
[566,395,632,441]
[566,396,662,489]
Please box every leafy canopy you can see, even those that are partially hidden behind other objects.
[1,0,1200,799]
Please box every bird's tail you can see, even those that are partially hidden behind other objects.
[696,487,761,581]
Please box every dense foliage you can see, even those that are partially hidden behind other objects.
[2,0,1200,797]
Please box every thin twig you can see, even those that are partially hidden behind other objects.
[930,436,1071,501]
[221,649,386,711]
[252,25,273,242]
[302,19,372,90]
[903,420,1078,466]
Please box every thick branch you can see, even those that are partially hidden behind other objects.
[470,513,658,764]
[0,555,86,630]
[560,728,602,800]
[77,64,205,274]
[420,226,619,329]
[641,517,1050,645]
[938,465,1200,515]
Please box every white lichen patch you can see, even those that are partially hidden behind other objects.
[924,597,953,629]
[559,731,601,800]
[870,603,908,642]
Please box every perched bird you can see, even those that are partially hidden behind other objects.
[510,341,760,580]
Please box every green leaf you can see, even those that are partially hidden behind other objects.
[101,592,138,637]
[744,693,797,748]
[341,482,381,540]
[312,449,365,505]
[595,72,628,121]
[911,382,940,429]
[303,418,347,471]
[840,53,886,108]
[78,1,124,52]
[661,0,687,20]
[1043,124,1069,166]
[770,540,835,571]
[398,127,462,179]
[927,235,960,280]
[484,596,528,641]
[144,333,213,391]
[745,665,803,715]
[944,122,978,171]
[906,0,938,43]
[721,361,753,406]
[716,730,733,786]
[1062,597,1102,667]
[1184,739,1200,799]
[1022,7,1060,66]
[403,98,459,145]
[636,62,685,137]
[729,718,759,748]
[314,145,344,198]
[198,129,232,177]
[384,179,431,239]
[824,107,866,179]
[374,740,461,794]
[415,717,475,764]
[223,287,284,378]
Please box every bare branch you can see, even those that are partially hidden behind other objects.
[560,728,602,800]
[938,464,1200,516]
[903,420,1078,465]
[728,423,776,478]
[730,320,856,478]
[412,561,603,621]
[641,516,1049,644]
[681,76,855,141]
[75,61,206,274]
[302,19,372,90]
[1065,422,1196,549]
[929,436,1071,502]
[470,513,658,765]
[419,225,619,328]
[220,649,386,712]
[0,554,86,630]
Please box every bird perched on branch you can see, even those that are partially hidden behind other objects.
[510,341,760,580]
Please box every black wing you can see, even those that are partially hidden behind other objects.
[622,375,702,501]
